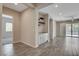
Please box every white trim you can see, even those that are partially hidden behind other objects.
[46,14,50,42]
[21,41,38,48]
[2,14,13,19]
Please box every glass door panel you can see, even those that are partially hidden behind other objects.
[72,23,79,37]
[66,24,71,36]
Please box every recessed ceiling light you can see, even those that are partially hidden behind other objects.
[14,3,18,5]
[55,4,58,8]
[59,13,62,16]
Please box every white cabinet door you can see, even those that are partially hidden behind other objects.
[38,33,48,45]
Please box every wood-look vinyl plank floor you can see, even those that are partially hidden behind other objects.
[1,37,79,56]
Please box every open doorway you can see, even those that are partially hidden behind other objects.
[2,14,13,45]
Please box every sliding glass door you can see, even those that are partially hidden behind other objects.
[66,23,79,37]
[72,23,79,37]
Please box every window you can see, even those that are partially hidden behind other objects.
[6,23,12,32]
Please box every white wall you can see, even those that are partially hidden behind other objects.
[49,19,56,40]
[53,20,56,39]
[49,19,53,40]
[21,8,38,48]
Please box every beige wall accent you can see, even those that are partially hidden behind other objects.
[56,22,60,37]
[0,4,2,55]
[60,23,66,37]
[21,8,38,48]
[44,15,48,33]
[56,22,66,37]
[3,7,21,43]
[0,4,2,45]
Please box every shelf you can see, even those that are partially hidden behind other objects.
[39,17,44,20]
[39,22,45,24]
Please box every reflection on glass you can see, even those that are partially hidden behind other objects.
[6,23,12,32]
[72,23,79,37]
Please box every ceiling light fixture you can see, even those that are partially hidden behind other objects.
[14,3,18,5]
[55,4,58,8]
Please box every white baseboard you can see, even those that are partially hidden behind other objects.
[13,41,21,44]
[21,41,38,48]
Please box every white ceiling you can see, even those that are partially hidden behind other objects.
[3,3,78,21]
[35,3,52,9]
[3,3,51,12]
[39,3,79,21]
[3,3,29,12]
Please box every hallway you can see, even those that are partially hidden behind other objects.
[2,37,79,56]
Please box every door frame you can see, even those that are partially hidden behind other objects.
[2,14,13,45]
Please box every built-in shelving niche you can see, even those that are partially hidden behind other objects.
[38,17,45,26]
[38,12,49,45]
